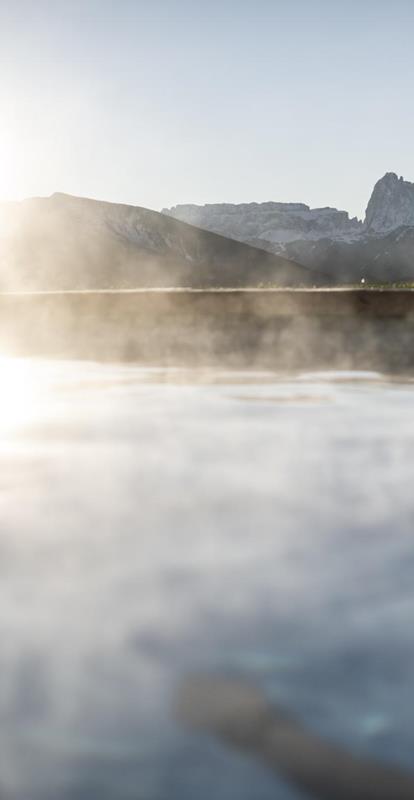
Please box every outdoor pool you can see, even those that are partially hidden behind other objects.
[1,358,413,799]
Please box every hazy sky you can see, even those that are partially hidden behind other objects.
[0,0,413,218]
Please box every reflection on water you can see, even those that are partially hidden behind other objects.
[1,357,414,799]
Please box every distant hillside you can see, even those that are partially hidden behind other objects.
[0,193,323,290]
[282,225,414,283]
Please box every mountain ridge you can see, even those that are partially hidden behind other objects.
[365,172,414,233]
[162,173,414,282]
[0,192,323,290]
[163,173,414,243]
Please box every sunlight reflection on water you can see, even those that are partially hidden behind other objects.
[1,358,414,799]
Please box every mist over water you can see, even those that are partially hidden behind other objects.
[1,358,414,799]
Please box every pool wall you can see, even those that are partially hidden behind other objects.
[1,289,414,370]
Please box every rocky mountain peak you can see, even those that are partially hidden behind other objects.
[163,201,363,248]
[364,172,414,233]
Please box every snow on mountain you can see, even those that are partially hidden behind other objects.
[3,173,414,289]
[163,173,414,250]
[162,201,364,249]
[162,173,414,282]
[364,172,414,234]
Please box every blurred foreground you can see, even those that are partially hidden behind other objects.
[178,675,414,799]
[1,359,414,799]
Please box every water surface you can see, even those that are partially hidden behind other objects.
[1,358,413,799]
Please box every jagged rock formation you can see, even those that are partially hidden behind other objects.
[285,174,414,281]
[163,173,414,283]
[163,201,363,247]
[365,172,414,234]
[0,193,324,290]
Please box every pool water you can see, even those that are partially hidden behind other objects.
[1,359,414,799]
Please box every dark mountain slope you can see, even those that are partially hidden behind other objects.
[0,193,324,290]
[282,226,414,283]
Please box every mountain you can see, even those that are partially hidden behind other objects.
[163,202,363,248]
[365,172,414,234]
[285,174,414,281]
[0,193,323,291]
[4,175,414,289]
[163,173,414,283]
[277,226,414,283]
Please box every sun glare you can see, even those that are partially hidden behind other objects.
[0,129,17,200]
[0,122,29,221]
[0,356,41,432]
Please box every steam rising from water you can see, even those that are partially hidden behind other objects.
[1,359,414,799]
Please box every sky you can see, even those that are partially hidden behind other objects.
[0,0,413,218]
